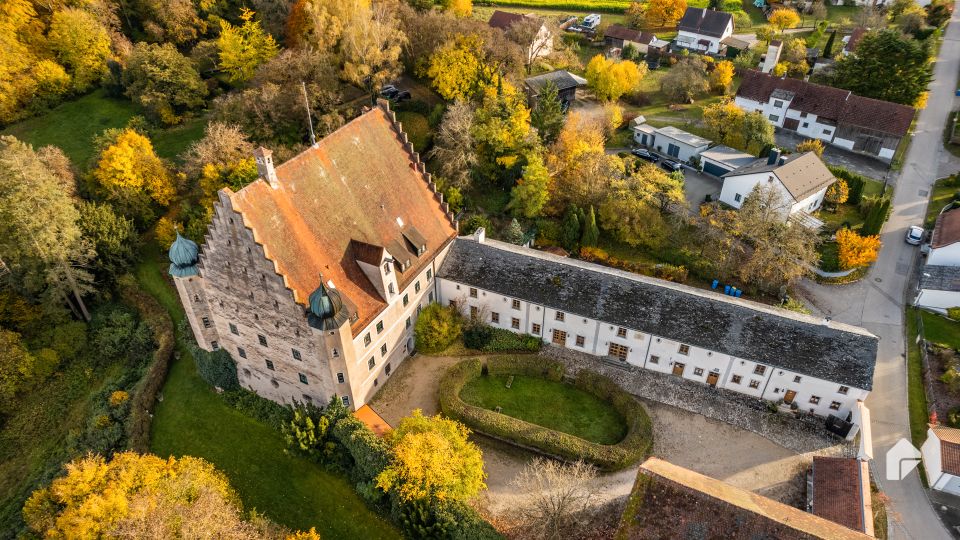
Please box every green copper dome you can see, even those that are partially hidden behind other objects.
[168,233,200,278]
[306,279,349,330]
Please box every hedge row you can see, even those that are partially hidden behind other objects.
[117,275,175,453]
[828,165,873,205]
[440,357,653,471]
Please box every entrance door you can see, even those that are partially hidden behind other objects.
[783,117,800,131]
[672,362,685,376]
[608,343,628,361]
[854,134,883,156]
[552,329,567,347]
[706,371,720,387]
[784,389,797,404]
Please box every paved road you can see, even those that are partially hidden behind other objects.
[796,6,960,538]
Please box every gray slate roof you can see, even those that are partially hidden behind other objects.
[524,70,588,94]
[439,239,877,390]
[920,265,960,292]
[655,125,712,148]
[678,7,733,38]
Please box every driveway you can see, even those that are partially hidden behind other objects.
[683,169,722,210]
[774,129,893,182]
[794,4,960,538]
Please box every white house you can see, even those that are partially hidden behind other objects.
[922,424,960,495]
[699,145,756,177]
[603,24,668,55]
[735,70,914,162]
[675,8,733,54]
[928,208,960,266]
[632,124,712,162]
[437,233,878,423]
[488,10,553,63]
[719,149,835,220]
[915,265,960,314]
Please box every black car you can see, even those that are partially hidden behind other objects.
[660,159,682,172]
[631,148,658,162]
[390,90,412,102]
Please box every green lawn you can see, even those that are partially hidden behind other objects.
[395,111,431,153]
[459,374,627,444]
[817,240,840,272]
[920,310,960,350]
[907,308,931,450]
[135,247,399,539]
[926,176,958,228]
[1,89,206,166]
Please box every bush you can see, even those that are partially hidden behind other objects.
[460,215,491,236]
[828,166,870,206]
[948,307,960,321]
[414,303,463,354]
[394,497,501,540]
[948,406,960,428]
[331,416,393,483]
[440,357,652,470]
[220,389,293,431]
[464,323,541,353]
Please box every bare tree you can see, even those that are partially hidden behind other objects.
[180,122,255,178]
[510,458,598,540]
[427,101,478,189]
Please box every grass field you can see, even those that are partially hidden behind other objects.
[1,89,206,166]
[920,310,960,350]
[395,111,432,153]
[926,176,958,228]
[459,374,628,444]
[135,246,400,539]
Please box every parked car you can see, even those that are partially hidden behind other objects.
[906,225,924,245]
[660,159,682,172]
[631,148,658,162]
[379,85,398,97]
[582,14,601,29]
[389,90,412,102]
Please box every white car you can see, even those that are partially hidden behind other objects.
[906,225,924,245]
[582,14,601,29]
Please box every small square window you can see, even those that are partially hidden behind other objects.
[678,344,689,355]
[555,311,565,322]
[376,321,384,334]
[291,348,302,361]
[511,318,520,329]
[694,367,704,376]
[649,355,660,364]
[734,193,742,203]
[512,299,521,310]
[383,262,391,274]
[470,306,478,318]
[731,375,742,384]
[769,114,779,122]
[337,372,344,384]
[838,385,849,395]
[388,282,395,295]
[491,312,500,323]
[773,99,783,108]
[229,323,239,335]
[417,304,422,315]
[302,394,312,402]
[403,294,409,307]
[202,317,211,328]
[238,347,246,358]
[532,323,541,335]
[749,380,760,389]
[427,269,432,281]
[617,328,627,338]
[258,334,268,347]
[809,396,821,405]
[299,373,308,384]
[753,365,766,376]
[386,363,392,375]
[802,122,809,128]
[830,401,841,410]
[332,348,340,358]
[342,396,350,406]
[793,375,801,383]
[406,317,412,329]
[575,335,585,347]
[415,281,421,293]
[381,344,387,356]
[265,360,275,370]
[368,357,376,370]
[211,341,219,350]
[469,288,478,298]
[823,129,832,135]
[364,333,371,346]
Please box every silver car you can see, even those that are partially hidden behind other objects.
[906,225,924,245]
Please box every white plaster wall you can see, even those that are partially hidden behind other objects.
[720,357,772,398]
[645,337,731,384]
[790,186,828,214]
[914,289,960,313]
[923,431,947,490]
[928,244,960,266]
[762,367,867,417]
[654,135,709,162]
[719,171,795,214]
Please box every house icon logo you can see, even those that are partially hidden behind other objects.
[886,438,922,481]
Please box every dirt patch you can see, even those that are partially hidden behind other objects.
[922,344,960,423]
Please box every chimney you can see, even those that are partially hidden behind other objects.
[473,227,486,243]
[767,148,781,166]
[253,146,279,189]
[761,40,782,74]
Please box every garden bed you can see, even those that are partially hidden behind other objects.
[440,355,652,470]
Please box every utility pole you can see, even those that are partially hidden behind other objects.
[302,81,316,147]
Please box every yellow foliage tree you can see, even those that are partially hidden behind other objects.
[47,8,112,92]
[603,102,623,137]
[702,101,746,149]
[768,8,801,34]
[836,228,880,270]
[427,34,499,101]
[93,129,176,206]
[584,55,645,102]
[218,9,280,83]
[796,138,824,156]
[443,0,472,17]
[824,179,849,208]
[154,216,182,248]
[772,62,789,77]
[710,60,735,94]
[646,0,688,27]
[377,409,486,502]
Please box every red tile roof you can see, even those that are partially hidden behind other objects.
[933,425,960,475]
[932,208,960,248]
[604,24,655,44]
[488,10,525,29]
[844,28,867,53]
[812,457,867,533]
[225,105,457,333]
[737,70,914,136]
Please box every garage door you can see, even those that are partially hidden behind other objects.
[702,160,730,178]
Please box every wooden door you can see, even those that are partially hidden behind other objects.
[672,363,685,376]
[706,371,719,387]
[784,390,797,404]
[552,329,567,346]
[783,117,800,131]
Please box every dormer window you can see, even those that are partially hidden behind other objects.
[383,262,391,275]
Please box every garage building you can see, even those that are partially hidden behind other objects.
[699,145,755,177]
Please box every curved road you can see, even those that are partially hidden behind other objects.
[798,6,960,538]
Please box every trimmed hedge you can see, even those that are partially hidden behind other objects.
[440,356,652,471]
[463,324,541,353]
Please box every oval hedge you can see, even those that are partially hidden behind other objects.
[440,355,652,471]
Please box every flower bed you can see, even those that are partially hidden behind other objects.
[440,356,652,471]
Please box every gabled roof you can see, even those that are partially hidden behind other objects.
[844,27,867,53]
[812,457,869,534]
[524,70,587,94]
[488,10,526,29]
[223,105,457,332]
[654,125,712,148]
[604,24,655,45]
[932,208,960,248]
[700,145,756,168]
[618,458,873,540]
[725,152,836,202]
[438,238,878,389]
[721,35,751,50]
[919,265,960,292]
[932,425,960,476]
[736,70,915,136]
[678,7,733,38]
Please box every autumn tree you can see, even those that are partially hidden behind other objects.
[428,34,502,100]
[47,8,112,93]
[742,110,775,155]
[132,0,206,44]
[796,138,825,157]
[511,458,597,540]
[506,17,553,71]
[547,112,622,211]
[824,179,849,210]
[647,0,687,27]
[585,55,645,102]
[599,163,685,249]
[0,1,42,122]
[661,57,709,103]
[414,303,462,353]
[471,84,532,182]
[442,0,473,17]
[508,151,551,218]
[218,9,280,83]
[625,2,647,28]
[92,129,176,211]
[377,410,486,502]
[768,8,801,34]
[530,81,565,145]
[124,42,208,126]
[182,122,256,179]
[78,201,138,282]
[836,228,880,270]
[703,101,746,149]
[340,1,407,94]
[710,60,735,94]
[427,101,478,188]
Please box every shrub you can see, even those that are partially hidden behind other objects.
[828,166,870,205]
[220,389,293,431]
[414,303,463,354]
[179,319,241,391]
[440,356,652,470]
[331,416,393,483]
[948,307,960,321]
[464,323,541,353]
[948,406,960,428]
[460,215,491,236]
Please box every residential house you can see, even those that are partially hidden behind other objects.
[438,233,878,422]
[603,24,668,55]
[842,27,867,57]
[922,424,960,495]
[169,102,458,410]
[631,123,712,162]
[488,10,553,63]
[915,265,960,313]
[699,145,756,177]
[617,457,873,539]
[523,70,587,110]
[676,7,734,54]
[735,70,915,161]
[927,207,960,266]
[719,149,836,221]
[810,457,874,536]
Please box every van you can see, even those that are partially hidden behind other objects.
[582,14,601,29]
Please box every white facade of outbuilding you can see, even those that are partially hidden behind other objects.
[632,124,712,162]
[922,425,960,495]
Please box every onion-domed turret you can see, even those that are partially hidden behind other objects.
[306,277,349,330]
[168,232,200,278]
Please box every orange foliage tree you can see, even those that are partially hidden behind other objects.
[836,228,881,270]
